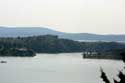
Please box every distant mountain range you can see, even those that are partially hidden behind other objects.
[0,26,125,42]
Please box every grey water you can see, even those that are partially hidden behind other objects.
[0,53,124,83]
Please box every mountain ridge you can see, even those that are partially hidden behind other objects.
[0,26,125,41]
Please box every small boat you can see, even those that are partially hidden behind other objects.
[0,61,7,63]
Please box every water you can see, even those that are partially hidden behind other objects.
[0,53,124,83]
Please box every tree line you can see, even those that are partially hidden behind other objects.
[0,35,125,57]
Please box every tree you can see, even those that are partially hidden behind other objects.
[100,52,125,83]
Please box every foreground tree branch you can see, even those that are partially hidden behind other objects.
[100,52,125,83]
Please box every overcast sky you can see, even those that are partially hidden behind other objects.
[0,0,125,34]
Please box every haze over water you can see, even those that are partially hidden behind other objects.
[0,53,123,83]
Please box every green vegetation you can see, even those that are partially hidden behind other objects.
[82,48,125,60]
[0,35,125,58]
[101,52,125,83]
[0,48,35,57]
[0,35,83,53]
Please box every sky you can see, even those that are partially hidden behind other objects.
[0,0,125,34]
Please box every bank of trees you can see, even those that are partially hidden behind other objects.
[0,35,83,54]
[0,47,35,57]
[0,35,125,57]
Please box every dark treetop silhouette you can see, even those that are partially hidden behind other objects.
[100,52,125,83]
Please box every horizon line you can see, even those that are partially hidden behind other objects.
[0,25,125,35]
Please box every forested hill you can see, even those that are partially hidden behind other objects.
[0,35,82,53]
[0,35,125,54]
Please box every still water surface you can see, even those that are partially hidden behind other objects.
[0,53,124,83]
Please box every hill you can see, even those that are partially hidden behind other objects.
[0,26,125,41]
[0,35,125,59]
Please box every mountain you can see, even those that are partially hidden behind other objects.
[0,26,125,41]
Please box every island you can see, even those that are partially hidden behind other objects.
[0,48,36,57]
[82,48,125,60]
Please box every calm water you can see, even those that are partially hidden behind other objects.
[0,53,124,83]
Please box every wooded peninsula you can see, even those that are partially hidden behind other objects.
[0,35,125,58]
